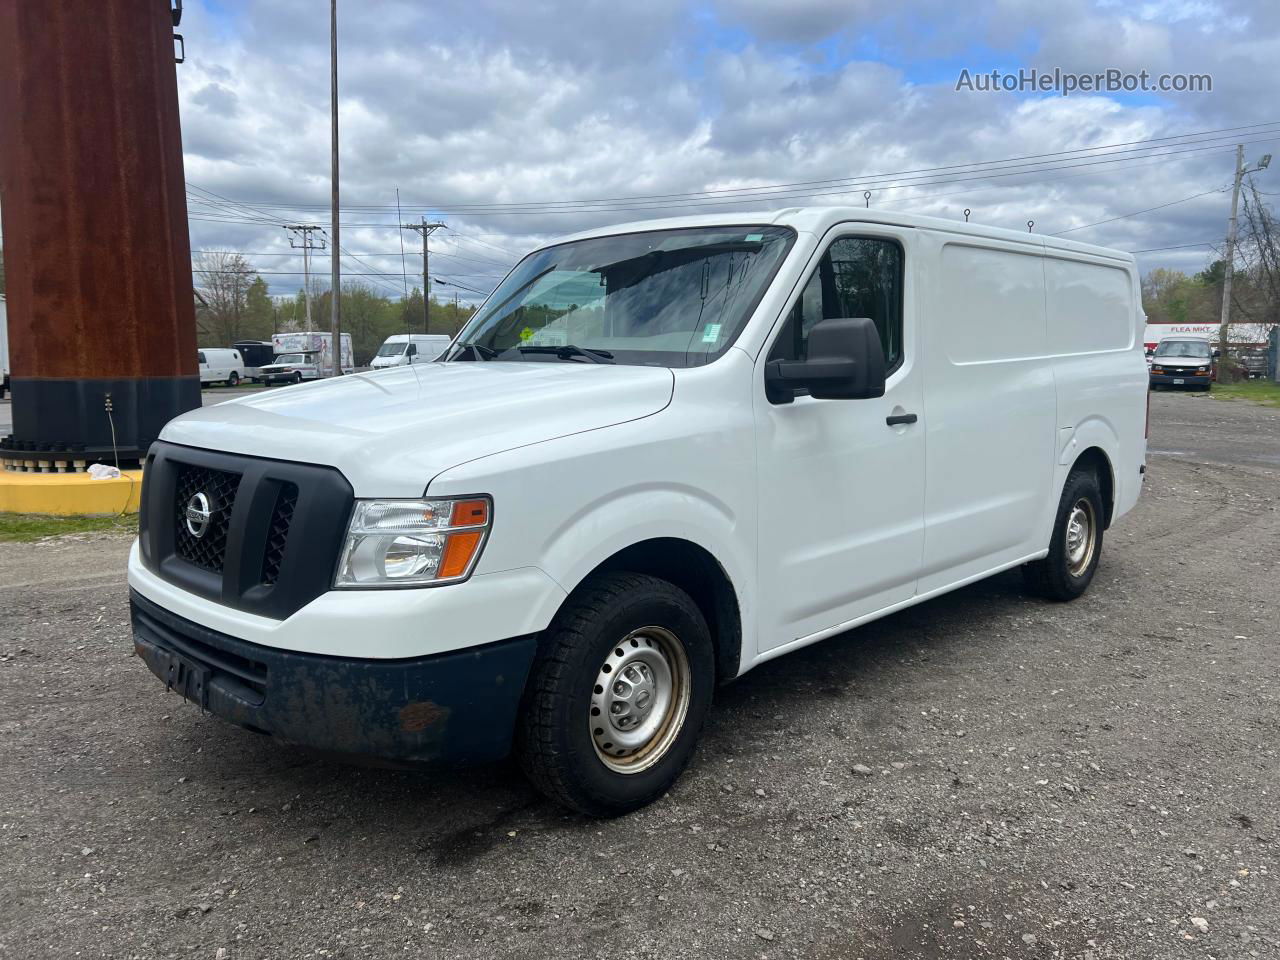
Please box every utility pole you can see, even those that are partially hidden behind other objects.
[329,0,342,377]
[400,219,446,333]
[284,225,324,330]
[1218,145,1273,360]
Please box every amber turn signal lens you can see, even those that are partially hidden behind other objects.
[439,531,483,579]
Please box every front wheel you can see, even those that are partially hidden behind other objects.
[1022,466,1104,601]
[516,572,715,817]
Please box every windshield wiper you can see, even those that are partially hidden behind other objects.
[517,344,615,364]
[452,342,500,360]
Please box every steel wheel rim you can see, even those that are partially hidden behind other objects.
[1065,497,1097,577]
[589,626,691,775]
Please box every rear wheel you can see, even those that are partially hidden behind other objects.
[1022,466,1104,601]
[227,372,240,387]
[516,572,714,817]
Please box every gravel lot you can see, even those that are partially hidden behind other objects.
[2,391,1277,960]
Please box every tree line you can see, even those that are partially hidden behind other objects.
[192,250,478,365]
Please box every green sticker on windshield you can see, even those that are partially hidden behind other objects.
[519,326,534,342]
[744,234,763,241]
[702,323,722,343]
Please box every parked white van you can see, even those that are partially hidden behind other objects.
[129,208,1147,816]
[197,348,246,387]
[369,333,453,368]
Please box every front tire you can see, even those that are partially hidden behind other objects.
[1022,466,1105,601]
[516,572,715,817]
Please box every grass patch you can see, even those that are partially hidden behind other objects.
[0,512,138,543]
[1211,380,1280,408]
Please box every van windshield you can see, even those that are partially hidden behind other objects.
[1155,340,1211,358]
[375,343,407,357]
[274,354,308,364]
[445,225,796,367]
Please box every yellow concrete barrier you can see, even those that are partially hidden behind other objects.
[0,470,144,515]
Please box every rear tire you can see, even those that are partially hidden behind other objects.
[516,572,715,817]
[227,372,240,387]
[1022,466,1105,602]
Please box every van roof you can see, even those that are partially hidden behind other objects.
[552,206,1135,264]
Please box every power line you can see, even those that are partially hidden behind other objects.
[1050,186,1231,236]
[181,133,1280,223]
[188,247,513,270]
[184,121,1280,214]
[1131,241,1221,253]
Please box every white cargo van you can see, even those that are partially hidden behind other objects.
[197,348,246,387]
[129,208,1147,816]
[369,333,453,368]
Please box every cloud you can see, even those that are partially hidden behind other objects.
[171,0,1280,298]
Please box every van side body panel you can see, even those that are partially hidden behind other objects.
[1042,253,1147,526]
[916,232,1059,593]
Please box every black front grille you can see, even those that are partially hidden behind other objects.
[174,464,241,573]
[141,441,353,620]
[260,482,299,585]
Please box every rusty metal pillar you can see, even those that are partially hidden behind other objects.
[0,0,200,468]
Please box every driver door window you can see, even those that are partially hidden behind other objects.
[768,237,903,371]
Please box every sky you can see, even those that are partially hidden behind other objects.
[175,0,1280,301]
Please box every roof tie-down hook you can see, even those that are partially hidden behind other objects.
[963,208,971,222]
[1027,219,1035,233]
[863,191,871,208]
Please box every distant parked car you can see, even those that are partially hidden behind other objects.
[1240,349,1268,379]
[198,348,246,387]
[1149,337,1215,391]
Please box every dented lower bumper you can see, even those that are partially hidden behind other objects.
[130,590,538,764]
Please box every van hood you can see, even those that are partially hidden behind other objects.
[160,362,675,496]
[1152,357,1210,369]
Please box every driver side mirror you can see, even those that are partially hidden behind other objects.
[1212,349,1221,359]
[765,316,887,404]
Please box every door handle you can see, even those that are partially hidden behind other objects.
[885,413,918,426]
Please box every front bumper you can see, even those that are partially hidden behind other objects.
[1150,371,1211,387]
[131,589,538,763]
[127,540,566,658]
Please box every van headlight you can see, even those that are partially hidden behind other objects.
[335,497,492,588]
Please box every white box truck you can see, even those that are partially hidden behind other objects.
[128,208,1148,816]
[260,331,354,384]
